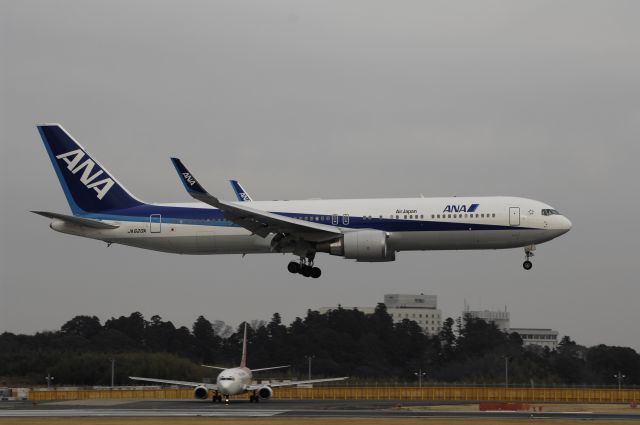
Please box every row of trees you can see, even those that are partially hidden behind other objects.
[1,306,639,387]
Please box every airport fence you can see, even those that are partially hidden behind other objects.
[28,386,640,403]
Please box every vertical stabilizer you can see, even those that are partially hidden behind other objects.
[37,124,144,215]
[240,323,248,368]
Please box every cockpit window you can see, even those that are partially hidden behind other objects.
[219,376,235,381]
[541,209,560,216]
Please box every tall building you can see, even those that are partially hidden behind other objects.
[319,293,442,334]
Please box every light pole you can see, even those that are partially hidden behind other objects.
[110,358,115,388]
[503,356,510,388]
[45,372,54,389]
[614,371,626,391]
[413,368,427,387]
[305,355,315,380]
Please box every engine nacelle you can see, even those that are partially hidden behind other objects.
[319,230,395,262]
[257,385,273,400]
[193,386,209,400]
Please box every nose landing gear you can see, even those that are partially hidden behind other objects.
[523,245,535,270]
[287,256,321,278]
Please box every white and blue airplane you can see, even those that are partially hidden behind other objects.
[34,124,571,278]
[130,323,348,403]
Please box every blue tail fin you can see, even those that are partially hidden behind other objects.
[37,124,144,214]
[229,180,253,202]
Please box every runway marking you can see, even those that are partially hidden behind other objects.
[0,409,287,417]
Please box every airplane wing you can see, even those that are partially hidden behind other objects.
[32,211,119,229]
[247,376,348,390]
[129,376,218,390]
[251,365,290,372]
[171,158,342,242]
[230,180,253,202]
[200,365,228,370]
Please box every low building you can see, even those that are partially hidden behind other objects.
[463,307,511,330]
[507,328,559,350]
[319,293,442,334]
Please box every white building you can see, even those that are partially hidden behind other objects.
[463,308,511,330]
[508,328,559,350]
[463,305,559,350]
[319,293,442,335]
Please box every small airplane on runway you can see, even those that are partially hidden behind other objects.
[130,324,347,403]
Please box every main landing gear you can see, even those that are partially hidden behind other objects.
[249,393,260,403]
[211,393,223,403]
[523,245,535,270]
[287,256,321,278]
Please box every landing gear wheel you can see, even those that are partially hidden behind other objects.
[287,261,300,274]
[522,244,535,271]
[300,265,312,277]
[289,254,321,278]
[310,267,322,279]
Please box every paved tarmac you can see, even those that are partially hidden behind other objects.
[2,399,640,421]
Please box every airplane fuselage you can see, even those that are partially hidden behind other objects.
[51,196,571,255]
[215,366,253,396]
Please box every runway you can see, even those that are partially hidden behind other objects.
[2,399,640,421]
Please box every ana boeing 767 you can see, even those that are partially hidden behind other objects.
[34,124,571,277]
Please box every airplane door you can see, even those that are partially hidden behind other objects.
[509,207,520,226]
[150,214,162,233]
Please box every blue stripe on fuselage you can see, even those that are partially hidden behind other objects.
[77,206,533,232]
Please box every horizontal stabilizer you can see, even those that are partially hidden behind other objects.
[31,211,119,229]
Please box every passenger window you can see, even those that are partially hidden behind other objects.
[492,213,495,218]
[448,214,451,218]
[464,214,468,218]
[420,215,424,219]
[404,215,407,219]
[481,214,485,218]
[431,214,435,219]
[396,215,399,219]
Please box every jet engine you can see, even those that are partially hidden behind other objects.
[318,230,395,262]
[193,386,209,400]
[257,385,273,400]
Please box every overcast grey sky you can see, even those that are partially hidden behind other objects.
[2,1,639,350]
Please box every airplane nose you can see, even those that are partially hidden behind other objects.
[560,216,572,232]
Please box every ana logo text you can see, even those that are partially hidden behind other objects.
[56,149,115,200]
[239,192,251,201]
[182,172,196,186]
[443,203,479,213]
